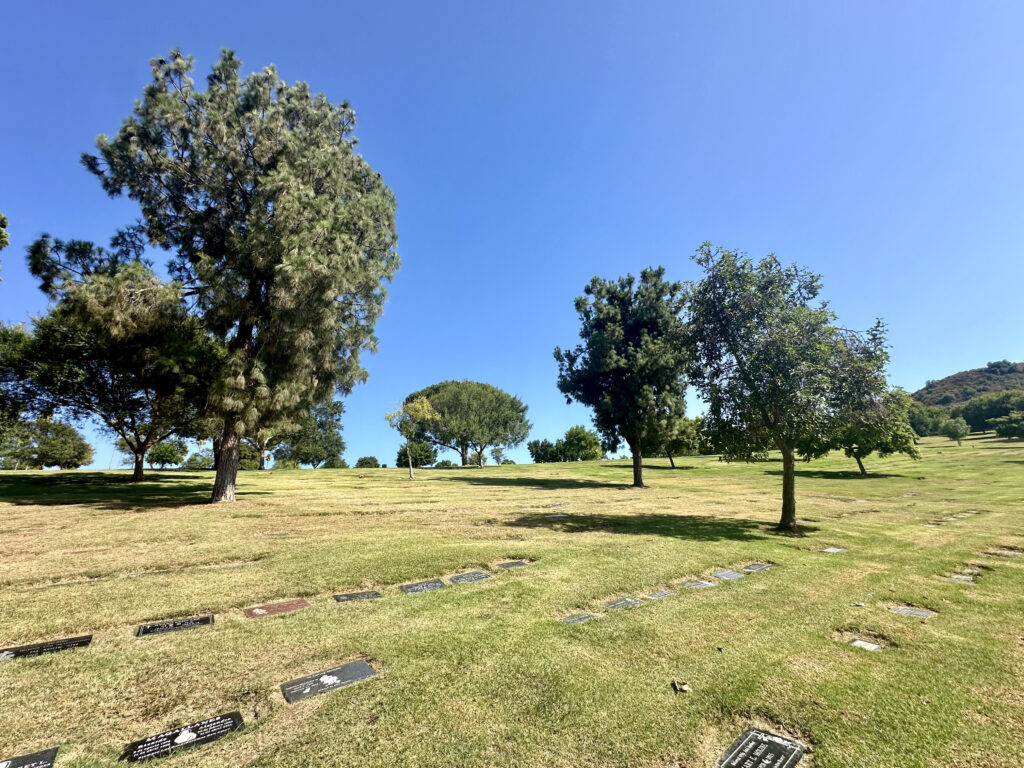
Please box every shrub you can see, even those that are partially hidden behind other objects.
[322,456,349,468]
[355,456,380,469]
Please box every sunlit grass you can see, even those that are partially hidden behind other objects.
[1,434,1022,766]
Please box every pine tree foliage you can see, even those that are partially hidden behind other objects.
[82,49,398,501]
[554,268,688,487]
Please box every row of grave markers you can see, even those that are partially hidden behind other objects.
[0,562,534,765]
[5,541,1020,766]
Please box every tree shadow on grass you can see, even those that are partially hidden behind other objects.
[439,475,623,491]
[763,469,905,480]
[505,512,802,542]
[0,472,269,510]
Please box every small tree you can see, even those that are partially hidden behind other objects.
[10,419,94,469]
[355,456,380,469]
[469,450,487,466]
[146,439,189,469]
[941,417,970,445]
[272,402,345,468]
[555,268,689,487]
[687,244,888,530]
[527,438,558,463]
[825,390,919,475]
[989,410,1024,439]
[397,442,437,469]
[559,425,603,462]
[183,450,215,470]
[489,447,506,466]
[387,397,439,479]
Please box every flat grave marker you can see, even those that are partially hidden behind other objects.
[606,597,642,610]
[280,660,376,704]
[712,570,745,580]
[946,573,975,584]
[820,547,848,554]
[562,613,596,624]
[0,747,59,768]
[243,598,310,619]
[136,615,213,638]
[849,638,882,652]
[450,570,491,584]
[989,548,1022,558]
[0,635,92,661]
[120,712,243,762]
[683,579,715,589]
[718,728,806,768]
[890,605,937,619]
[742,563,771,572]
[497,560,528,569]
[548,513,569,518]
[644,589,674,599]
[400,579,445,594]
[333,591,383,603]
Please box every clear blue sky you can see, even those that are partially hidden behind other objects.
[2,1,1022,468]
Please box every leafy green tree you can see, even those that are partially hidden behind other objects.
[559,425,602,461]
[686,244,888,530]
[951,390,1024,432]
[827,389,920,475]
[940,416,970,445]
[147,438,188,469]
[989,410,1024,439]
[83,49,399,502]
[182,450,214,470]
[555,268,689,487]
[397,442,438,470]
[238,441,260,470]
[0,419,34,469]
[489,446,506,466]
[9,252,213,481]
[405,381,530,466]
[355,456,380,469]
[273,402,346,468]
[469,450,487,466]
[387,395,440,478]
[661,417,704,466]
[322,456,349,468]
[527,438,558,463]
[434,459,457,469]
[3,419,94,469]
[907,400,948,437]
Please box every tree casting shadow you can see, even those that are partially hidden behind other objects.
[506,511,785,542]
[0,472,268,510]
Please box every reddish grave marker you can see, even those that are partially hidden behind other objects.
[244,598,310,619]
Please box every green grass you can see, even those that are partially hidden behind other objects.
[1,435,1022,767]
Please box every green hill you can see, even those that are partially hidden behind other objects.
[913,360,1024,406]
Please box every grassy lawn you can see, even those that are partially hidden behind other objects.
[1,435,1022,767]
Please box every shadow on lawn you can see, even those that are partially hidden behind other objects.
[506,511,786,541]
[763,469,905,480]
[440,475,622,490]
[0,472,267,509]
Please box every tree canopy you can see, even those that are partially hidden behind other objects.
[272,401,346,469]
[387,396,439,478]
[6,248,213,481]
[0,418,93,470]
[686,244,894,530]
[83,49,398,501]
[404,380,530,466]
[554,268,688,487]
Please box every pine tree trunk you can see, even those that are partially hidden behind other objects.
[407,440,415,480]
[779,444,797,530]
[855,454,866,476]
[211,421,241,503]
[132,453,145,482]
[628,439,646,488]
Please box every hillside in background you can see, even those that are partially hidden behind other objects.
[912,360,1024,406]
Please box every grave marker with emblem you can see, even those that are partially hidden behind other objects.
[120,712,244,762]
[718,728,805,768]
[136,615,213,638]
[280,660,377,703]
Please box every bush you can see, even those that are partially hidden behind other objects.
[397,442,437,468]
[434,459,457,468]
[182,450,214,470]
[147,438,188,469]
[322,456,349,468]
[989,410,1024,439]
[355,456,380,469]
[273,458,300,469]
[239,442,260,470]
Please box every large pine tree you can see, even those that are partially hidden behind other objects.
[84,50,399,501]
